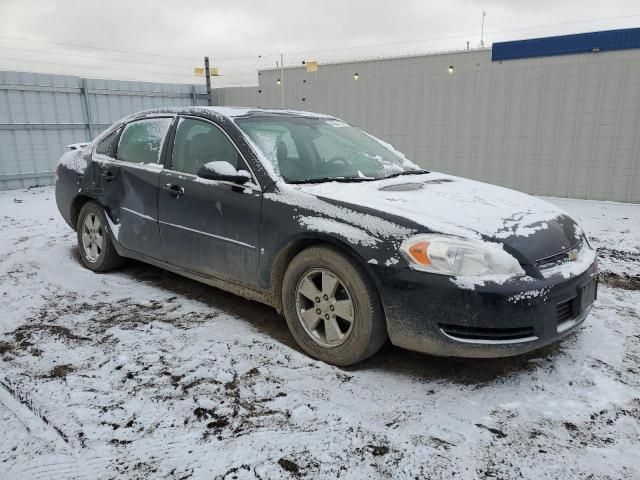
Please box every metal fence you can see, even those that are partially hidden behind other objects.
[0,71,208,190]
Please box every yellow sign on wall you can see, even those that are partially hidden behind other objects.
[194,67,219,76]
[305,61,318,73]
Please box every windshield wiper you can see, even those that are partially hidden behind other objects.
[381,169,429,180]
[288,176,377,184]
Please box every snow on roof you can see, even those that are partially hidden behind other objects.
[201,106,334,119]
[129,106,334,120]
[92,106,336,147]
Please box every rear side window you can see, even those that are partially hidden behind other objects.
[95,129,120,156]
[117,118,172,164]
[171,118,242,175]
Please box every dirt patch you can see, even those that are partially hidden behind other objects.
[110,438,133,446]
[207,418,229,430]
[475,423,508,438]
[0,341,13,354]
[10,293,215,345]
[600,272,640,290]
[193,407,217,421]
[368,445,389,456]
[221,465,250,478]
[13,323,89,344]
[193,407,232,436]
[278,458,301,475]
[598,247,640,264]
[44,364,76,379]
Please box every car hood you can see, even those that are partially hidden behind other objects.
[294,172,583,263]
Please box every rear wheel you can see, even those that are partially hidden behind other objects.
[76,201,124,272]
[282,245,387,366]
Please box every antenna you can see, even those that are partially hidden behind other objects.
[280,53,285,109]
[479,11,486,48]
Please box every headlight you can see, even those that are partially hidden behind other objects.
[399,234,525,277]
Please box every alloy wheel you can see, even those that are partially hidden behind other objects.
[295,268,355,347]
[82,213,104,262]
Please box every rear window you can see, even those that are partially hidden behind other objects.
[117,118,172,164]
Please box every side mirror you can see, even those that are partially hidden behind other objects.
[197,161,251,184]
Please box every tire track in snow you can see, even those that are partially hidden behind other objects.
[0,379,115,479]
[0,378,72,453]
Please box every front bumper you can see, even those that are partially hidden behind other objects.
[375,259,598,358]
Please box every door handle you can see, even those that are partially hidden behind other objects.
[162,183,184,197]
[100,170,114,183]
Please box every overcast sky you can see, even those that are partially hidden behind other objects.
[0,0,638,86]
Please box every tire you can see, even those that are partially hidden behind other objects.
[282,245,387,366]
[76,201,124,272]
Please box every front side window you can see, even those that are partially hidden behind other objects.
[116,118,172,164]
[95,128,120,156]
[171,117,242,175]
[236,117,422,183]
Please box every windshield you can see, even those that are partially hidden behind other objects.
[235,116,424,183]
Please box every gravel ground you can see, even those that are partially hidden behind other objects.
[0,187,638,479]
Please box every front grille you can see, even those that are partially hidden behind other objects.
[556,298,576,323]
[536,240,583,270]
[439,324,536,342]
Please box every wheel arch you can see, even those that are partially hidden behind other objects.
[69,194,112,231]
[70,194,96,231]
[269,233,383,313]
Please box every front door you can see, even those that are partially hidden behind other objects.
[98,116,173,260]
[158,117,262,286]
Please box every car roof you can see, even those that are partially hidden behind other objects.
[127,106,336,122]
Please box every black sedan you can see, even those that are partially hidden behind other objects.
[55,107,598,366]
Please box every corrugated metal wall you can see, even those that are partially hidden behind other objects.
[218,47,640,203]
[213,87,261,108]
[0,71,208,190]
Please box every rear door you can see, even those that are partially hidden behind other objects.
[158,116,262,285]
[98,116,173,260]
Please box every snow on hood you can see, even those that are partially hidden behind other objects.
[265,185,414,243]
[293,172,571,241]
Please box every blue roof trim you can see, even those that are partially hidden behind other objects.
[492,27,640,61]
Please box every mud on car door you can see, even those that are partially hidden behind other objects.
[98,116,173,260]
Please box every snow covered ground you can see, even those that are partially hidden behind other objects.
[0,187,638,479]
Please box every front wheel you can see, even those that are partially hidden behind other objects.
[76,201,124,272]
[282,245,387,366]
